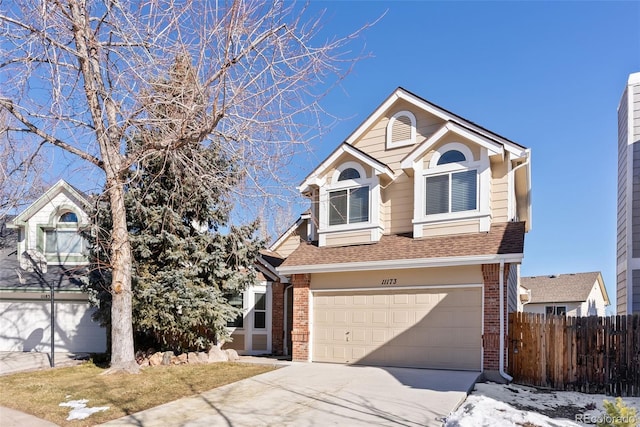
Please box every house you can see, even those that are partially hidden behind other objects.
[0,180,107,353]
[519,272,610,317]
[616,71,640,315]
[222,250,289,356]
[270,87,532,380]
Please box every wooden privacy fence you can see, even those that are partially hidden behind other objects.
[508,312,640,396]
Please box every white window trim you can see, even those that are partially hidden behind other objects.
[386,110,416,149]
[225,282,272,355]
[412,142,491,237]
[318,162,382,246]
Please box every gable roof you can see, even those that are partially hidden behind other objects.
[9,179,89,227]
[345,87,528,158]
[520,272,610,305]
[269,211,311,253]
[278,222,525,274]
[298,143,395,194]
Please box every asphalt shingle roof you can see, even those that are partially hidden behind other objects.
[280,222,525,268]
[520,272,602,304]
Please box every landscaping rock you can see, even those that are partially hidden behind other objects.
[162,351,173,365]
[225,349,240,361]
[176,353,188,364]
[208,347,229,363]
[187,352,207,365]
[148,352,163,366]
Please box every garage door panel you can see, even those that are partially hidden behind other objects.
[312,288,481,370]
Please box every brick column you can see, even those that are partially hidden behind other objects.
[271,281,284,355]
[482,263,510,372]
[291,273,310,361]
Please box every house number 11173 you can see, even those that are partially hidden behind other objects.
[381,278,397,285]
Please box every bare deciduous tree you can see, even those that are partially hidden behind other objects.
[0,0,370,373]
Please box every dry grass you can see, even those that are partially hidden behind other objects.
[0,361,275,426]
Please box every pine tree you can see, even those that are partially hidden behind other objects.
[84,55,263,352]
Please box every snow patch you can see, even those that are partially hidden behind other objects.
[445,382,640,427]
[59,399,110,421]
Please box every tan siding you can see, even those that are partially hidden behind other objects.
[491,157,509,222]
[252,334,268,351]
[324,230,372,246]
[421,220,480,238]
[351,100,446,172]
[274,223,306,258]
[222,332,245,351]
[384,173,414,234]
[311,265,483,290]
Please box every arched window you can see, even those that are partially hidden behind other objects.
[59,212,78,222]
[328,162,370,226]
[338,168,360,181]
[425,144,477,215]
[437,150,466,165]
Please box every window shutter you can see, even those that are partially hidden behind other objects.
[392,115,413,143]
[451,171,477,212]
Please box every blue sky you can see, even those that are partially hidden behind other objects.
[292,1,639,313]
[39,1,639,313]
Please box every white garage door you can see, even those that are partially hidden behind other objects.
[312,287,481,370]
[0,300,107,353]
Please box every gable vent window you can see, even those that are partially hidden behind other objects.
[386,111,416,149]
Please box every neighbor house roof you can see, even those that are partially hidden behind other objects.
[520,272,609,305]
[278,222,525,274]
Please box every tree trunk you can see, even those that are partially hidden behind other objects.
[103,175,139,374]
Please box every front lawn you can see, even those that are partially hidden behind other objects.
[0,361,275,426]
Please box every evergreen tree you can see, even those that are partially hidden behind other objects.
[84,55,263,352]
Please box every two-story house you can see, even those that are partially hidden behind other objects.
[0,180,107,353]
[273,87,531,380]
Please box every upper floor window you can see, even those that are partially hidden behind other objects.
[328,162,370,226]
[425,145,478,216]
[386,111,416,149]
[45,211,84,255]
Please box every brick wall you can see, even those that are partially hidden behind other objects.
[291,273,310,361]
[271,281,284,355]
[482,263,510,371]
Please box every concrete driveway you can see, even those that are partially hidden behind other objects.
[101,362,479,427]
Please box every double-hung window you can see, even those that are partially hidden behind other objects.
[425,149,478,216]
[328,167,369,226]
[45,211,84,255]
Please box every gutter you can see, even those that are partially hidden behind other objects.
[499,259,513,382]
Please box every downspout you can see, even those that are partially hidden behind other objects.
[283,284,293,356]
[499,259,513,382]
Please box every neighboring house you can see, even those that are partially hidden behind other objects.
[0,180,107,353]
[519,272,610,317]
[222,250,289,356]
[617,71,640,315]
[270,87,532,380]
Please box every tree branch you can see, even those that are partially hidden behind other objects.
[0,98,103,168]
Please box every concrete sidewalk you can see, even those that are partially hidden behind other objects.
[101,363,479,426]
[0,351,89,376]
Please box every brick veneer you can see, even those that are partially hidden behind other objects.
[482,263,510,372]
[291,273,311,361]
[271,281,284,355]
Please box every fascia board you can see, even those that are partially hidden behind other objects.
[12,179,89,224]
[400,122,504,169]
[269,217,305,252]
[298,144,393,192]
[277,253,523,275]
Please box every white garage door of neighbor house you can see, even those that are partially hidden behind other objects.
[0,300,107,353]
[312,287,481,370]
